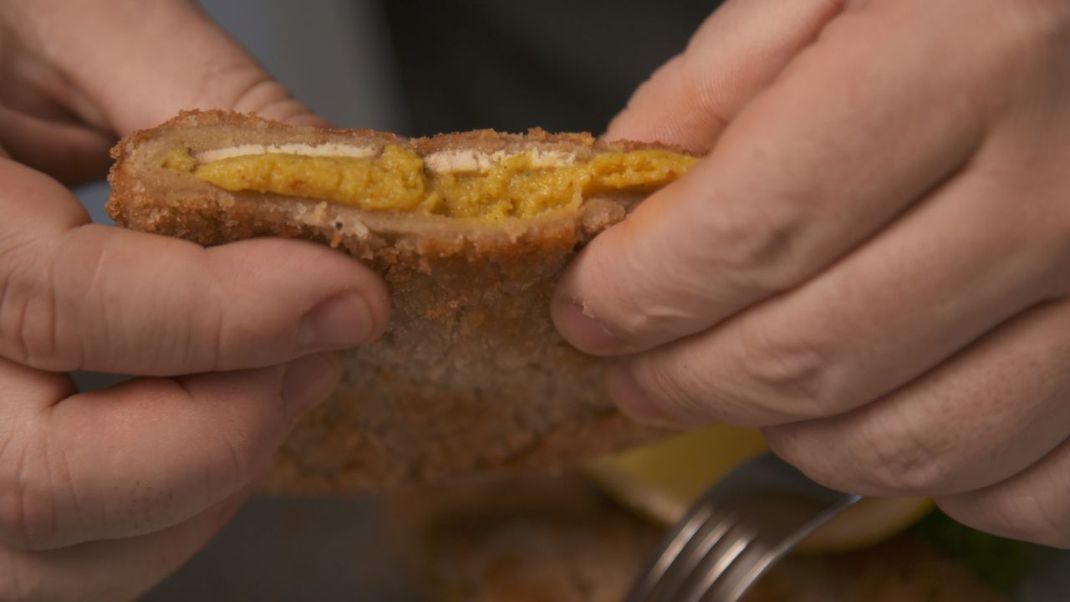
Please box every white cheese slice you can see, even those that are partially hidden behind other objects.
[423,149,577,173]
[195,143,377,163]
[196,144,578,173]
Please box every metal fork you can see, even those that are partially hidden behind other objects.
[625,452,862,602]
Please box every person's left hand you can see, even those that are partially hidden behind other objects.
[554,0,1070,548]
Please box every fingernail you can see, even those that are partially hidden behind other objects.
[552,296,626,355]
[605,363,681,429]
[298,292,378,352]
[282,353,341,416]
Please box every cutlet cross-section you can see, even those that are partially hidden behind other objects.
[107,110,696,493]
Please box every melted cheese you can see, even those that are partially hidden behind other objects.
[166,143,696,222]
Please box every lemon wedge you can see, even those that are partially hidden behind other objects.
[589,425,931,553]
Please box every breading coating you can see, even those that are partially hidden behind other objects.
[107,111,688,493]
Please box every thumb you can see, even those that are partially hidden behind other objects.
[606,0,846,152]
[20,0,319,134]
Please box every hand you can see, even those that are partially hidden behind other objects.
[554,0,1070,548]
[0,1,389,599]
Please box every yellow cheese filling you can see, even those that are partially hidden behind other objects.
[163,144,696,222]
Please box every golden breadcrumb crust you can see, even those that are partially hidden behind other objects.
[107,111,669,493]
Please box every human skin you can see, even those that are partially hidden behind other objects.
[0,1,389,599]
[554,0,1070,548]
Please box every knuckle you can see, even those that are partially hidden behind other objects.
[172,252,229,373]
[601,285,694,345]
[697,202,806,294]
[1027,511,1070,549]
[0,437,59,551]
[677,57,728,133]
[1035,508,1070,551]
[172,380,256,484]
[1010,0,1070,50]
[766,420,953,496]
[0,246,60,368]
[191,296,228,372]
[207,300,281,371]
[216,430,255,485]
[0,551,43,602]
[191,54,308,123]
[852,425,949,494]
[632,353,783,428]
[941,492,1070,549]
[1004,492,1070,548]
[20,288,61,371]
[1059,192,1070,249]
[978,0,1070,95]
[631,358,717,423]
[735,323,833,419]
[216,64,305,122]
[201,254,283,370]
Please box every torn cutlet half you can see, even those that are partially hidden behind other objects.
[106,110,696,493]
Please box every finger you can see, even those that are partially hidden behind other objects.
[606,0,846,151]
[0,352,336,551]
[0,160,388,375]
[603,147,1070,427]
[762,300,1070,499]
[555,1,996,356]
[10,0,321,133]
[0,106,113,184]
[0,491,246,601]
[937,439,1070,549]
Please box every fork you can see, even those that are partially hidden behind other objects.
[625,452,862,602]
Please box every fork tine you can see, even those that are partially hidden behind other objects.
[626,453,863,602]
[700,493,862,601]
[626,504,714,599]
[712,492,862,602]
[676,525,755,602]
[645,514,736,602]
[625,498,731,602]
[697,536,768,602]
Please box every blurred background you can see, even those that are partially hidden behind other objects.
[69,1,1069,600]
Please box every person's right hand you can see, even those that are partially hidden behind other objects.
[555,0,1070,549]
[0,1,389,599]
